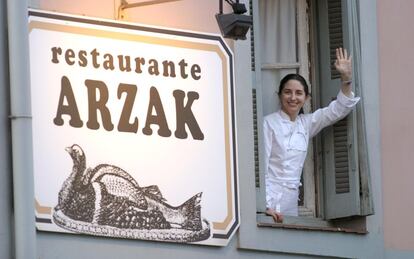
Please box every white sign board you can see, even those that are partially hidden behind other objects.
[29,10,238,246]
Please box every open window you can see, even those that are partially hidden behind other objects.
[252,0,374,230]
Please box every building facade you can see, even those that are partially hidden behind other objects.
[0,0,413,258]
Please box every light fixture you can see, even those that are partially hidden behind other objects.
[215,0,252,40]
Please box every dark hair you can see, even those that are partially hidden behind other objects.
[277,73,310,96]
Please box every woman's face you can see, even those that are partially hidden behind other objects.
[279,79,308,121]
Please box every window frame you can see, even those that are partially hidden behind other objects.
[252,0,373,229]
[237,0,381,257]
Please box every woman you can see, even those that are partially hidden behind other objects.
[263,48,359,222]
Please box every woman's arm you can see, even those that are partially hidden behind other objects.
[307,91,360,137]
[262,117,272,178]
[306,48,360,137]
[263,117,284,223]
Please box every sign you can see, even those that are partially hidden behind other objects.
[29,10,238,246]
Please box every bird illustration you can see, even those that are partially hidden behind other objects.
[55,144,96,223]
[53,144,209,241]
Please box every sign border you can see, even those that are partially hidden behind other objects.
[29,9,239,242]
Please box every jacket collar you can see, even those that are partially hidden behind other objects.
[279,109,296,123]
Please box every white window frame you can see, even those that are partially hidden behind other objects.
[253,0,373,225]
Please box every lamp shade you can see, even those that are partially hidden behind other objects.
[216,13,252,40]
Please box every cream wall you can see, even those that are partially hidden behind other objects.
[378,0,414,252]
[31,0,232,37]
[32,0,114,19]
[30,0,234,60]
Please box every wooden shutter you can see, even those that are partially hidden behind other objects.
[249,0,255,72]
[252,89,260,188]
[348,0,375,216]
[327,0,343,80]
[316,0,362,219]
[251,0,260,189]
[250,0,259,189]
[250,0,266,213]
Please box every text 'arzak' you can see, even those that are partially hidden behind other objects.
[51,46,205,140]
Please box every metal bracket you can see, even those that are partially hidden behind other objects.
[117,0,183,20]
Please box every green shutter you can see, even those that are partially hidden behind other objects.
[348,0,375,216]
[249,0,255,72]
[323,113,361,219]
[317,0,364,219]
[251,0,266,213]
[252,89,260,188]
[327,0,343,80]
[250,1,259,189]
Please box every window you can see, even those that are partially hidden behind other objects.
[239,1,379,257]
[253,0,373,229]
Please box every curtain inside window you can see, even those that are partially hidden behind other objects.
[259,0,297,116]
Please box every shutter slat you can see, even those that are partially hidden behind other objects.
[334,136,347,143]
[334,146,347,153]
[335,161,348,168]
[336,179,350,185]
[336,183,350,189]
[334,142,347,148]
[335,156,348,163]
[335,151,348,157]
[334,168,349,174]
[337,172,348,178]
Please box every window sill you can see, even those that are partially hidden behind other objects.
[256,213,368,234]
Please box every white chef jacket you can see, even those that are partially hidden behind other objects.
[263,90,360,216]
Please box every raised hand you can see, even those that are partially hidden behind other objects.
[334,47,352,82]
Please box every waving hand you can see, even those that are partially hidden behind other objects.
[334,48,353,96]
[334,47,352,81]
